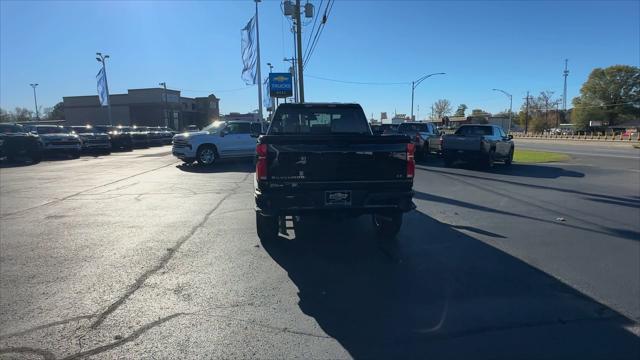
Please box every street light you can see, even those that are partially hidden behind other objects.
[159,82,168,128]
[411,72,445,121]
[492,88,513,132]
[29,83,39,120]
[266,62,273,73]
[284,57,298,102]
[96,52,112,125]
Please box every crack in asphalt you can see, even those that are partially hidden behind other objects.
[89,172,252,330]
[0,314,95,340]
[0,161,179,219]
[0,346,57,360]
[89,192,235,329]
[62,313,184,360]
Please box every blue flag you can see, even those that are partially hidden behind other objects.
[241,16,257,85]
[96,68,109,106]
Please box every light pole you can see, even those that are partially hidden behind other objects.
[96,52,112,126]
[411,72,445,121]
[266,63,276,110]
[159,82,168,128]
[492,88,513,132]
[29,83,39,120]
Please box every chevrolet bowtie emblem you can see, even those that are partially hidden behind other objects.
[273,76,288,82]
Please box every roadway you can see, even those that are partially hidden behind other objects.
[0,143,638,359]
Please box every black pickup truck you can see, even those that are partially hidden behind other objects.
[253,103,416,240]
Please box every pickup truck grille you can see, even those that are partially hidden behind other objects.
[172,139,189,149]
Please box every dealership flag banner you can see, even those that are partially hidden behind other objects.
[263,77,272,109]
[241,16,257,85]
[96,68,109,106]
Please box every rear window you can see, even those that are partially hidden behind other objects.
[269,107,371,135]
[455,126,494,136]
[398,123,429,133]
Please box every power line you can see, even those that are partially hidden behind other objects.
[302,0,328,66]
[303,0,333,68]
[304,0,323,51]
[306,74,410,85]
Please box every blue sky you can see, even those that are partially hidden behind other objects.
[1,0,638,120]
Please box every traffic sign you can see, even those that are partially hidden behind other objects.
[269,72,293,98]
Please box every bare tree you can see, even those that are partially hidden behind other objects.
[432,99,452,120]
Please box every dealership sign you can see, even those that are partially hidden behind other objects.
[269,73,293,98]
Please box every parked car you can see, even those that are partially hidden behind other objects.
[253,103,416,240]
[172,121,256,165]
[26,125,82,158]
[0,123,42,163]
[68,126,111,153]
[93,125,133,151]
[441,124,514,168]
[127,126,150,148]
[397,122,442,158]
[141,126,165,146]
[154,127,175,145]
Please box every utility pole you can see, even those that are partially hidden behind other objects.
[294,0,305,102]
[254,0,264,120]
[284,57,298,103]
[524,91,531,134]
[159,82,168,128]
[29,83,39,120]
[96,52,112,126]
[562,59,569,111]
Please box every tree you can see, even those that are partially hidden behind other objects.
[432,99,452,120]
[471,108,490,116]
[0,108,10,123]
[572,65,640,130]
[44,102,65,120]
[454,104,467,117]
[13,107,33,122]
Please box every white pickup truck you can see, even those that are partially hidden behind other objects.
[172,120,261,165]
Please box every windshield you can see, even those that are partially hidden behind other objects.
[70,127,93,133]
[202,122,225,132]
[455,126,494,136]
[270,107,371,135]
[398,123,429,133]
[36,126,69,134]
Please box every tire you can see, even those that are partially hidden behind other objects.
[372,212,403,240]
[256,212,279,240]
[196,145,217,166]
[483,150,495,170]
[70,150,81,159]
[30,151,42,164]
[505,148,514,166]
[444,154,454,167]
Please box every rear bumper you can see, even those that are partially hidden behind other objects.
[255,188,415,216]
[443,149,487,160]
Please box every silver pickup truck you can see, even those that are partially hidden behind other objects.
[442,124,514,168]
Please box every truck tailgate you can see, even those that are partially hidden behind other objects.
[260,135,410,182]
[443,135,483,151]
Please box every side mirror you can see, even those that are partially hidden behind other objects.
[508,134,513,140]
[219,130,227,137]
[250,122,263,138]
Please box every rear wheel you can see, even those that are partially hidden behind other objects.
[444,154,454,167]
[483,150,495,169]
[256,212,279,240]
[372,212,403,240]
[196,145,217,166]
[70,150,81,159]
[30,151,42,164]
[505,147,514,166]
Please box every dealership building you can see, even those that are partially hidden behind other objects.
[63,88,220,130]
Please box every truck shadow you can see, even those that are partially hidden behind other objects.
[418,161,585,179]
[175,158,253,173]
[260,211,639,359]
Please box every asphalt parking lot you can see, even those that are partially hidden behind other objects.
[1,143,639,359]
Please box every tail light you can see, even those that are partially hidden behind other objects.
[406,143,415,179]
[256,143,268,180]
